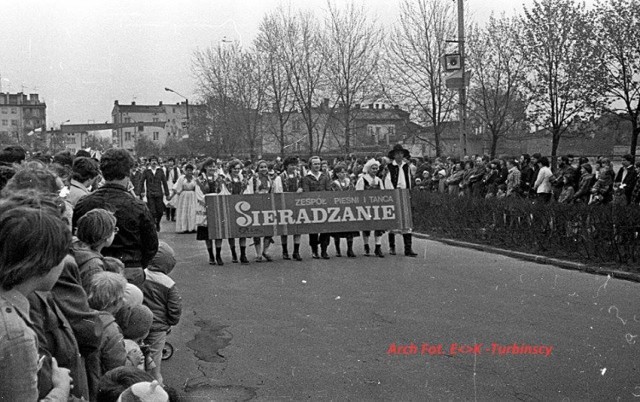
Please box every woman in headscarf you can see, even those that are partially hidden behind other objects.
[355,159,385,257]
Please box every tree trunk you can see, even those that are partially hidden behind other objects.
[490,131,498,159]
[551,129,561,171]
[629,120,639,160]
[434,125,441,157]
[344,108,351,154]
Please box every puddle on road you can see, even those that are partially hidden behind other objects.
[186,319,232,363]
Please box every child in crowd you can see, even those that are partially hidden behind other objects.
[96,366,154,402]
[140,241,182,384]
[73,208,118,293]
[86,271,128,399]
[103,256,144,307]
[116,304,155,374]
[0,196,73,400]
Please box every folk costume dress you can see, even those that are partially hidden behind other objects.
[246,173,275,262]
[330,177,360,239]
[273,170,304,260]
[174,175,198,233]
[222,173,250,264]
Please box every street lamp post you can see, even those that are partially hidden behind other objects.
[164,87,189,138]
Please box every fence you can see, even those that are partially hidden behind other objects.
[411,191,640,270]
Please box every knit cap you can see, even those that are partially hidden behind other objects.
[116,304,153,340]
[117,380,168,402]
[123,283,144,307]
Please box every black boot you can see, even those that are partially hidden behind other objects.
[389,234,396,255]
[321,245,330,260]
[207,247,215,265]
[215,247,224,266]
[171,208,176,221]
[240,246,249,264]
[312,246,320,259]
[346,239,355,258]
[335,238,342,257]
[293,243,302,261]
[231,247,238,263]
[404,234,417,257]
[364,244,371,256]
[374,245,385,258]
[282,239,290,260]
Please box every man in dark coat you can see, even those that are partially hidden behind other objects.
[73,148,158,286]
[302,156,332,259]
[384,144,418,257]
[614,154,637,205]
[139,155,170,231]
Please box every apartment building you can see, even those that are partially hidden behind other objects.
[0,92,46,142]
[111,100,190,152]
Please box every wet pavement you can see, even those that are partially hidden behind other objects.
[157,220,640,400]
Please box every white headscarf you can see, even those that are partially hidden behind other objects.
[362,159,381,175]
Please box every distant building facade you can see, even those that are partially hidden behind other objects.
[0,92,46,144]
[260,100,423,157]
[111,100,194,152]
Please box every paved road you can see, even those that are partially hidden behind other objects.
[157,221,640,401]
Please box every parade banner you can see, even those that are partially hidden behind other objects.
[206,189,413,239]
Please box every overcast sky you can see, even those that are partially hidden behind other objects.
[0,0,589,126]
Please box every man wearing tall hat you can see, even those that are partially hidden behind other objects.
[384,144,418,257]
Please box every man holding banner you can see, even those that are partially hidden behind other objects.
[301,156,332,259]
[384,144,418,257]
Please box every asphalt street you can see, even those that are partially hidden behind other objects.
[157,221,640,401]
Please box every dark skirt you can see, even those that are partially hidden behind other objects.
[196,226,209,241]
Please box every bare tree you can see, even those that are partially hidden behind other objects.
[275,8,328,155]
[256,12,297,155]
[384,0,458,157]
[593,0,640,157]
[322,0,383,154]
[193,42,266,158]
[518,0,601,163]
[467,15,528,158]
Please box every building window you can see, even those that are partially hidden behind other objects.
[125,132,132,141]
[33,109,40,117]
[153,118,159,122]
[153,132,159,141]
[1,109,7,114]
[1,120,7,126]
[172,108,176,113]
[124,117,131,123]
[10,108,16,114]
[11,120,17,126]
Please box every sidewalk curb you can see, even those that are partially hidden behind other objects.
[413,233,640,283]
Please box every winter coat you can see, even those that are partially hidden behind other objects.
[73,183,158,269]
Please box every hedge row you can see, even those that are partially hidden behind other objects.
[410,191,640,270]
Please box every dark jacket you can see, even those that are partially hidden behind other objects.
[71,240,105,294]
[302,171,331,192]
[614,165,637,204]
[28,291,90,401]
[73,183,158,269]
[141,242,182,332]
[139,168,169,197]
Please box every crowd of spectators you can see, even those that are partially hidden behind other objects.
[0,146,179,401]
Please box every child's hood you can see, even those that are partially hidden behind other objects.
[149,241,176,274]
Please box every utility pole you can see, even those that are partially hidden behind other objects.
[458,0,467,158]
